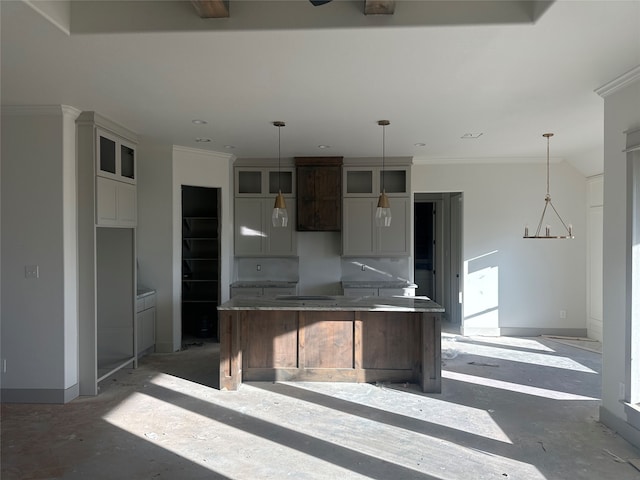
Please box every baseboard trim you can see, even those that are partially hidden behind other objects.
[155,341,175,353]
[600,406,640,450]
[498,327,588,337]
[2,383,79,404]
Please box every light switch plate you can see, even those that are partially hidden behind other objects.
[25,265,39,278]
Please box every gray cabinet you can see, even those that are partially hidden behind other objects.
[342,162,411,257]
[343,196,411,256]
[234,162,297,256]
[96,177,136,227]
[136,291,156,357]
[230,286,297,297]
[343,285,416,297]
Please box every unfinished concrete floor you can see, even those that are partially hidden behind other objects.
[2,331,640,480]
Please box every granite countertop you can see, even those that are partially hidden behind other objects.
[136,287,155,298]
[341,280,418,289]
[231,280,298,288]
[218,295,443,312]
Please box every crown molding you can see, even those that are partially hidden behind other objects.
[595,65,640,98]
[2,104,81,118]
[173,144,235,162]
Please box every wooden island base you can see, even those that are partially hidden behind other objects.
[219,309,441,392]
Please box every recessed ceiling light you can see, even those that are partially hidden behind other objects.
[192,119,207,125]
[195,137,211,142]
[224,145,235,149]
[461,133,483,139]
[317,145,331,149]
[414,143,426,147]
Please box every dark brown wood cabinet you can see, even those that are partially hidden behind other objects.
[295,157,342,231]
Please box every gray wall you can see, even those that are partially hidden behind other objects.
[1,106,80,402]
[600,71,640,447]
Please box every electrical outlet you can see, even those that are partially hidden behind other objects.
[619,382,626,400]
[25,265,39,279]
[256,264,261,272]
[559,310,567,319]
[361,264,366,271]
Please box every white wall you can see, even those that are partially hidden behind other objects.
[1,105,80,402]
[599,71,640,446]
[587,175,604,341]
[412,160,587,336]
[136,140,174,353]
[172,146,234,352]
[138,144,234,353]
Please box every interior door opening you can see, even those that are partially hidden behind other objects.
[414,192,463,329]
[181,185,221,343]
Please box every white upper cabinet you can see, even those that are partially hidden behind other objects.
[77,112,138,228]
[96,128,136,185]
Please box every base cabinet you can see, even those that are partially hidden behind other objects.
[230,286,297,298]
[219,309,442,393]
[136,292,156,357]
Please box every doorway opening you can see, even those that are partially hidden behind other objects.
[181,186,221,342]
[414,192,463,329]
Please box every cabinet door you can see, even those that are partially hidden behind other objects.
[265,201,297,256]
[230,287,263,297]
[342,198,375,256]
[234,198,265,255]
[97,129,118,180]
[142,307,155,351]
[96,177,136,227]
[377,197,410,256]
[96,177,118,226]
[117,182,137,227]
[119,141,136,185]
[344,167,374,196]
[235,169,263,196]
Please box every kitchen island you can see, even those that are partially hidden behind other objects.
[217,295,444,392]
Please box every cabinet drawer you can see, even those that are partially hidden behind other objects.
[262,287,296,297]
[144,295,156,309]
[343,288,377,297]
[230,287,263,297]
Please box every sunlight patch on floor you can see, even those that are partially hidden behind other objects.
[126,374,548,480]
[283,380,513,444]
[442,339,597,374]
[443,370,599,401]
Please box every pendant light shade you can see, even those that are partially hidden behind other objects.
[272,121,288,228]
[523,133,574,239]
[375,120,392,227]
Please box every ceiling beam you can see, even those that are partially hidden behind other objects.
[364,0,395,15]
[191,0,229,18]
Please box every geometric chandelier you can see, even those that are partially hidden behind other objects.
[523,133,574,239]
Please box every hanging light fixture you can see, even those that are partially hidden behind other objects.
[375,120,392,227]
[272,121,288,228]
[523,133,574,239]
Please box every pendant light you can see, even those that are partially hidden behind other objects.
[272,121,288,228]
[375,120,392,227]
[523,133,574,239]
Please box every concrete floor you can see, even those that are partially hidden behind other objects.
[2,331,640,480]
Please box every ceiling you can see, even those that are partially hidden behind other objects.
[2,0,639,177]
